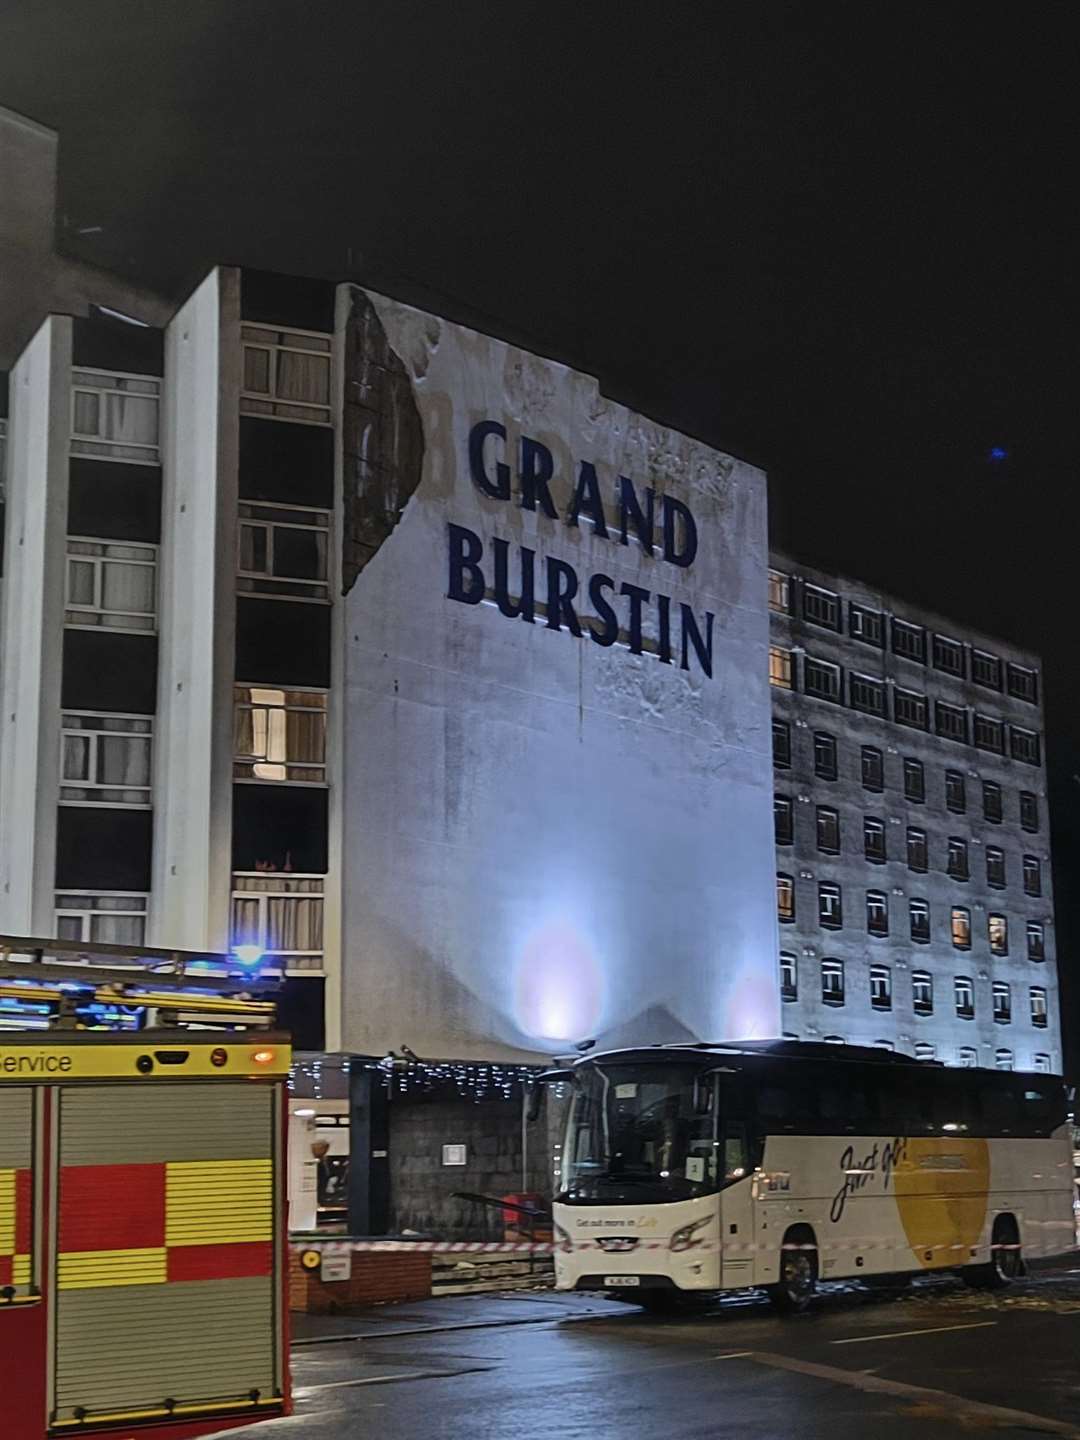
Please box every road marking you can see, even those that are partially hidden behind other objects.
[715,1351,754,1359]
[831,1320,997,1345]
[296,1366,490,1396]
[747,1352,1080,1438]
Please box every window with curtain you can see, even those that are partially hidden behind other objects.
[237,501,331,600]
[233,687,327,781]
[70,369,160,463]
[60,713,152,805]
[240,325,332,424]
[55,891,148,947]
[231,874,325,972]
[66,540,156,630]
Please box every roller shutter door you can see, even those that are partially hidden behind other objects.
[0,1087,33,1295]
[52,1082,280,1426]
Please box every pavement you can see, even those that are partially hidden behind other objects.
[226,1259,1080,1438]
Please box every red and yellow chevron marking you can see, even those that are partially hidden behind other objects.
[57,1159,273,1290]
[0,1165,31,1287]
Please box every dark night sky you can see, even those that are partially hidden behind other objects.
[3,4,1078,1061]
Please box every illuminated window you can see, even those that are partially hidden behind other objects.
[903,757,925,803]
[814,732,838,780]
[954,976,974,1019]
[947,837,969,881]
[864,816,886,864]
[910,897,931,943]
[933,635,965,677]
[1023,856,1042,897]
[233,687,327,782]
[974,714,1005,754]
[240,324,332,424]
[816,806,840,854]
[988,914,1008,956]
[951,906,971,950]
[936,702,968,744]
[60,713,152,807]
[821,958,844,1005]
[945,770,967,814]
[861,745,884,792]
[870,965,891,1010]
[914,1042,936,1061]
[1030,988,1048,1029]
[769,645,794,689]
[55,892,148,946]
[873,1039,894,1051]
[777,873,795,923]
[774,796,794,847]
[231,873,325,973]
[818,882,842,929]
[983,781,1003,824]
[803,656,842,702]
[803,584,840,630]
[866,890,889,937]
[850,604,884,646]
[1010,727,1041,766]
[907,827,928,872]
[767,569,791,614]
[850,673,886,716]
[71,368,160,463]
[972,649,1002,690]
[957,1046,978,1067]
[1032,1052,1051,1073]
[823,1035,845,1045]
[779,952,797,1001]
[894,688,928,730]
[1019,791,1039,833]
[992,982,1011,1024]
[238,502,331,601]
[891,619,926,663]
[772,718,792,768]
[65,539,157,632]
[1007,664,1038,704]
[1027,921,1045,962]
[994,1048,1013,1072]
[912,972,933,1016]
[985,846,1006,889]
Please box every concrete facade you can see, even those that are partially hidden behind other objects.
[769,553,1060,1072]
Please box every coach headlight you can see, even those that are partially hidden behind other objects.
[669,1217,710,1253]
[553,1221,574,1254]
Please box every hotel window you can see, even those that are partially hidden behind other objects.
[55,891,148,946]
[779,952,797,1001]
[936,702,968,744]
[818,882,842,930]
[870,965,891,1010]
[1010,727,1041,766]
[861,745,884,792]
[803,584,840,631]
[910,897,931,943]
[60,713,152,806]
[1027,921,1045,962]
[1019,791,1039,833]
[804,656,842,703]
[994,1048,1014,1071]
[768,569,791,614]
[873,1039,895,1051]
[1032,1053,1051,1073]
[233,687,327,782]
[988,913,1008,956]
[974,714,1005,754]
[972,649,1002,690]
[823,1035,845,1046]
[821,959,845,1005]
[769,645,794,689]
[240,324,333,424]
[983,780,1003,824]
[864,816,886,864]
[814,732,838,780]
[777,873,795,923]
[772,718,792,768]
[945,769,967,814]
[816,806,840,854]
[1007,664,1038,704]
[914,1042,936,1061]
[946,837,969,881]
[774,796,794,847]
[907,826,928,872]
[955,976,975,1020]
[850,673,886,717]
[912,972,933,1016]
[894,688,928,731]
[985,846,1006,889]
[1023,855,1042,897]
[992,981,1011,1024]
[951,906,971,950]
[1030,987,1048,1029]
[65,539,157,632]
[71,369,161,463]
[933,634,965,677]
[238,502,331,601]
[903,757,925,804]
[866,890,889,937]
[892,618,927,663]
[957,1046,978,1067]
[231,873,325,973]
[850,603,884,647]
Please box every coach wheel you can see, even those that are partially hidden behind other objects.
[964,1214,1023,1289]
[769,1228,818,1313]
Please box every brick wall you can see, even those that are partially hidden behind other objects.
[288,1246,432,1313]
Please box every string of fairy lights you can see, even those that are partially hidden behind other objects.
[289,1052,572,1105]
